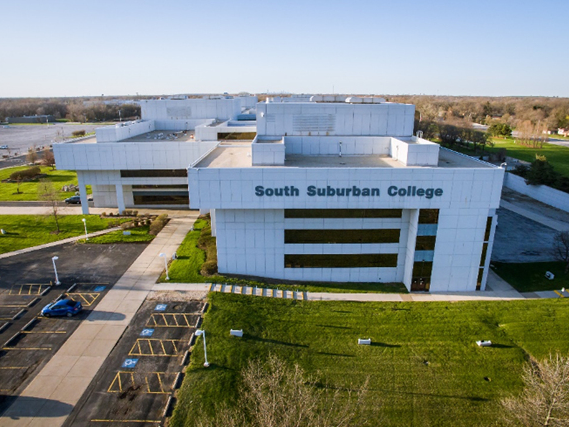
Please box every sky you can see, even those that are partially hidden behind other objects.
[1,0,568,98]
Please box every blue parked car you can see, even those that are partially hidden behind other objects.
[41,298,82,317]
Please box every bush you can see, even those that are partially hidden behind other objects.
[201,260,218,276]
[72,130,86,137]
[9,166,41,181]
[133,210,138,217]
[149,214,169,235]
[120,222,133,230]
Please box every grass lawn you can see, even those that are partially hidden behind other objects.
[0,215,128,254]
[172,294,569,427]
[446,137,569,178]
[0,166,91,201]
[161,218,407,294]
[83,225,154,244]
[491,261,569,293]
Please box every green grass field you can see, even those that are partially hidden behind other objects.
[455,137,569,178]
[0,215,127,254]
[161,218,407,294]
[83,225,154,244]
[492,262,568,293]
[172,294,569,427]
[0,166,91,201]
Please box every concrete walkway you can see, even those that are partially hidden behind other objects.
[0,214,198,427]
[0,227,122,260]
[151,274,529,302]
[501,200,569,232]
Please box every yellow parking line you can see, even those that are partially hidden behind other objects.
[554,290,565,298]
[0,367,26,369]
[21,331,66,334]
[156,373,164,393]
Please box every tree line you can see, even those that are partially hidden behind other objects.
[388,95,569,131]
[0,97,141,122]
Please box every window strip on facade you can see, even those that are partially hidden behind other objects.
[284,209,402,219]
[477,216,494,290]
[285,254,398,269]
[411,209,440,291]
[285,229,400,244]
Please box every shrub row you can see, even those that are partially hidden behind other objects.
[149,214,169,235]
[72,130,86,137]
[198,217,218,276]
[9,166,41,181]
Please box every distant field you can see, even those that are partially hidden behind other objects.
[0,166,91,201]
[172,293,569,427]
[490,137,569,174]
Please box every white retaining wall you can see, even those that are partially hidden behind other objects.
[504,172,569,212]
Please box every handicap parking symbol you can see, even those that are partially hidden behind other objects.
[155,304,167,311]
[140,328,154,337]
[94,286,106,292]
[122,358,138,369]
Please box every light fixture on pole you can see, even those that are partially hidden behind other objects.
[51,256,61,285]
[195,329,209,367]
[82,218,88,241]
[159,253,169,280]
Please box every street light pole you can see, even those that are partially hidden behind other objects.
[195,329,209,367]
[51,256,61,285]
[159,253,169,280]
[82,218,88,241]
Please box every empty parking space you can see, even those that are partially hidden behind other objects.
[0,243,149,412]
[66,296,204,426]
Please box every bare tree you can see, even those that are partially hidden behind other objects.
[502,353,569,426]
[194,354,370,427]
[15,175,22,194]
[26,146,38,164]
[552,231,569,274]
[41,150,56,170]
[38,179,61,234]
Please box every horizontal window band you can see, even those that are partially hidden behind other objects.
[133,194,189,205]
[285,254,398,268]
[132,184,188,189]
[285,229,400,244]
[120,169,187,178]
[284,209,402,219]
[132,191,189,196]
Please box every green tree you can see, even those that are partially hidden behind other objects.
[488,122,512,138]
[525,155,558,186]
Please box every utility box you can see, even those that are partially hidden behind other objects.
[358,338,371,345]
[476,340,492,347]
[230,329,243,337]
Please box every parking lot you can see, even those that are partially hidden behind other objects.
[65,294,205,426]
[0,243,148,412]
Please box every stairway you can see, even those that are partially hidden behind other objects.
[208,283,308,300]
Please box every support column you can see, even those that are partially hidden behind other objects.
[403,209,419,291]
[210,209,216,237]
[77,172,90,215]
[115,184,125,214]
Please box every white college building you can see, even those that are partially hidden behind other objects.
[54,95,505,292]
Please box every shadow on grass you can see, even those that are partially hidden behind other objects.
[243,334,308,348]
[489,343,515,349]
[371,388,490,402]
[370,342,401,348]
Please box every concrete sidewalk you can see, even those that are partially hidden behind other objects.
[0,227,122,260]
[0,214,198,427]
[501,200,569,232]
[151,275,529,302]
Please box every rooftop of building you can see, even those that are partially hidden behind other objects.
[194,142,496,169]
[121,130,196,143]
